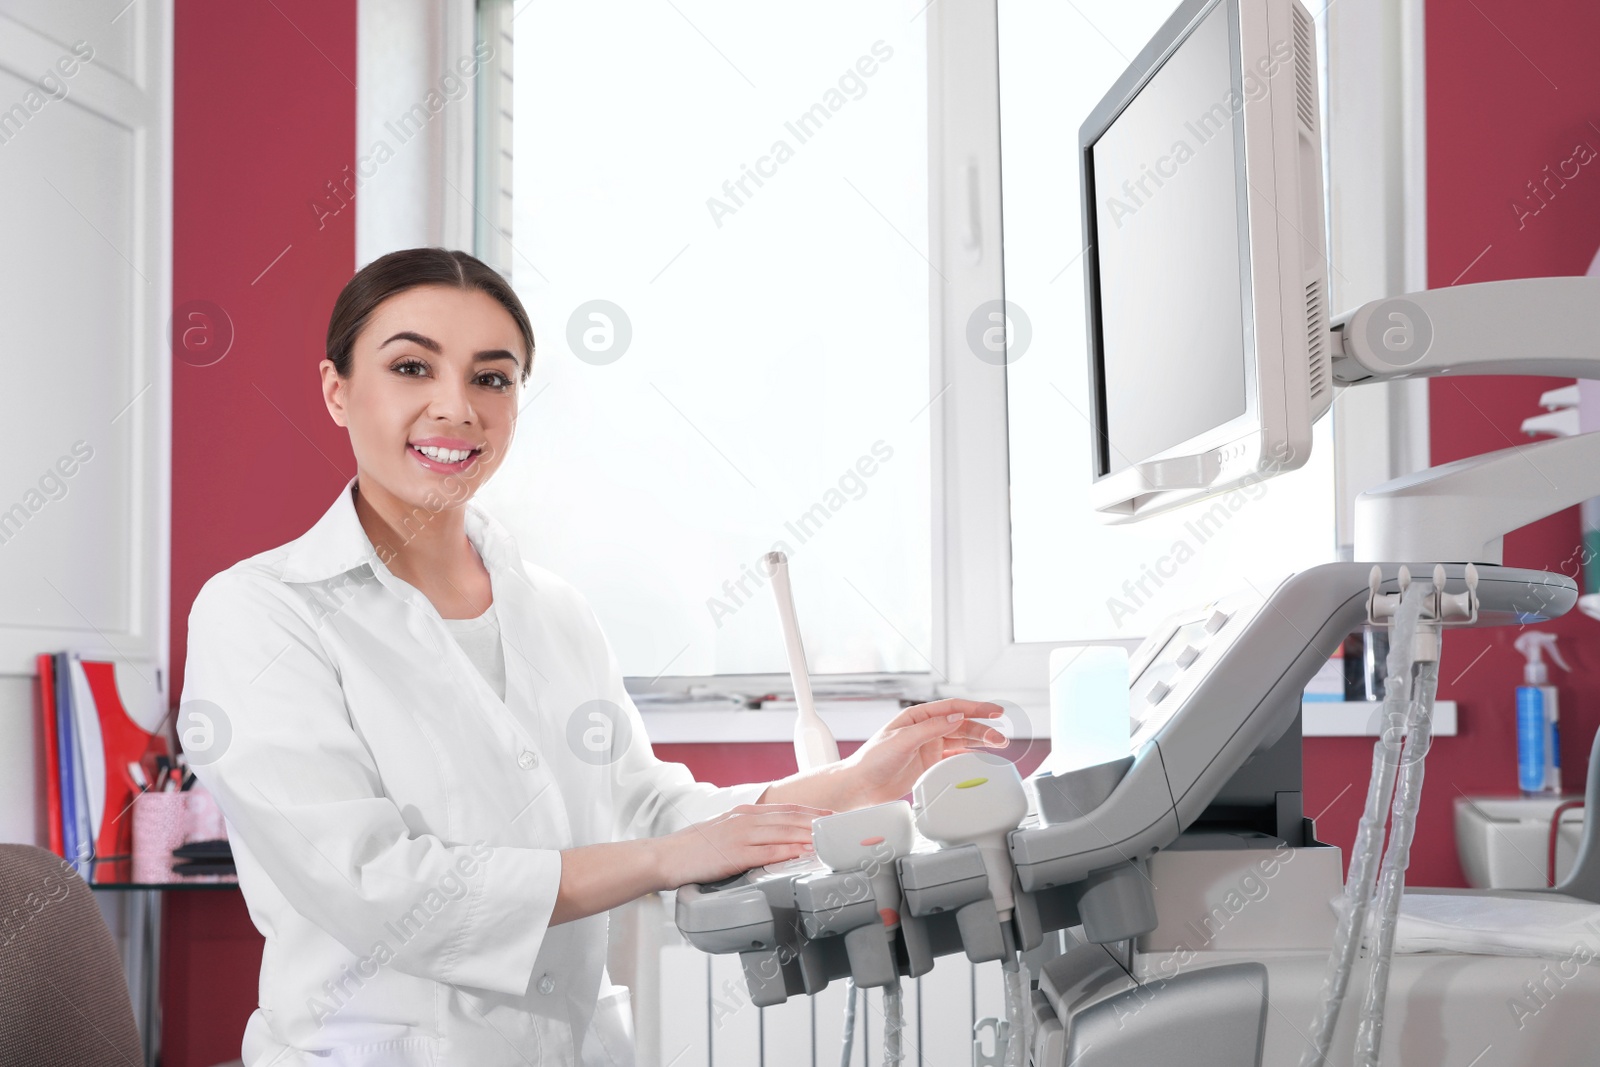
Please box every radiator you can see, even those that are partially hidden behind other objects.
[611,894,1003,1067]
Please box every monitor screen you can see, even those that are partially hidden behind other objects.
[1089,1,1250,477]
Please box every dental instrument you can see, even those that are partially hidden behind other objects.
[812,801,916,934]
[911,753,1030,1064]
[812,802,916,1067]
[765,551,839,772]
[911,753,1028,923]
[914,755,1032,1063]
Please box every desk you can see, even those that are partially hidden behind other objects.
[88,858,238,1067]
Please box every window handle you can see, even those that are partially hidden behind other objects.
[963,158,983,261]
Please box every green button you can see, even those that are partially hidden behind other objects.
[955,777,988,789]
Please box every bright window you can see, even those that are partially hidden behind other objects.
[997,0,1337,644]
[482,1,932,681]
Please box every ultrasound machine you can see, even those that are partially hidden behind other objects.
[674,0,1600,1062]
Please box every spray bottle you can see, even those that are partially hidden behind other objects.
[1514,631,1571,795]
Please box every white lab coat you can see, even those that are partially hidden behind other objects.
[180,475,769,1066]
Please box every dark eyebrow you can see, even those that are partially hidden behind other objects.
[381,331,518,365]
[380,330,440,353]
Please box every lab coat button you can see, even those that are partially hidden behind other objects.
[537,974,556,995]
[518,749,539,769]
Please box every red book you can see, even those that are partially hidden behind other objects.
[35,653,63,857]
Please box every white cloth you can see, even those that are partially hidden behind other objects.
[1389,890,1600,959]
[440,602,506,702]
[180,474,770,1066]
[1329,889,1600,959]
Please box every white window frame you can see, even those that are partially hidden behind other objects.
[355,0,479,268]
[926,0,1430,717]
[398,0,1430,729]
[381,1,944,716]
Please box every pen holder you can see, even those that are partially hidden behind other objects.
[131,791,189,883]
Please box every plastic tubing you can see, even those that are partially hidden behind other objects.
[1004,964,1031,1067]
[997,959,1025,1067]
[839,979,857,1067]
[1298,580,1428,1067]
[999,925,1027,1067]
[882,979,905,1067]
[1353,655,1440,1066]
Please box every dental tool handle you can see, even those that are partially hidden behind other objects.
[977,840,1015,920]
[766,551,839,770]
[869,868,903,930]
[794,717,838,775]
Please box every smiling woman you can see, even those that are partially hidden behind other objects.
[318,248,533,601]
[178,245,1004,1065]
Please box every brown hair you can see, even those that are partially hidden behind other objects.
[325,248,534,383]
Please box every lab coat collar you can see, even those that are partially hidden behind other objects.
[280,474,524,586]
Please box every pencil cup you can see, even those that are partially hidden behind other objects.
[131,791,189,883]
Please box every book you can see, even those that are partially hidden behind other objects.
[53,652,84,874]
[37,652,168,879]
[34,654,62,857]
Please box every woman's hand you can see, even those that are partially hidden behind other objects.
[758,698,1008,812]
[838,698,1008,809]
[653,803,832,889]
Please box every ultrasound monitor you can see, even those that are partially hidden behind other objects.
[1081,0,1332,521]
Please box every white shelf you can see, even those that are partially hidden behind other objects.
[1301,700,1457,737]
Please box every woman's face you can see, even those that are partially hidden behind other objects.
[321,284,527,512]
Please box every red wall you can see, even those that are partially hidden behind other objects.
[170,0,361,699]
[655,741,1053,790]
[166,2,358,1064]
[1302,0,1600,887]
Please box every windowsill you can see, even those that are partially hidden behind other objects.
[638,699,1458,743]
[639,697,1052,743]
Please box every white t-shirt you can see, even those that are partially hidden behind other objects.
[440,602,506,701]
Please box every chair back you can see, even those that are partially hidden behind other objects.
[0,845,142,1066]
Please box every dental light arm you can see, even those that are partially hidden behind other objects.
[1330,278,1600,564]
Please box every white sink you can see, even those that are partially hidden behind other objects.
[1454,795,1585,889]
